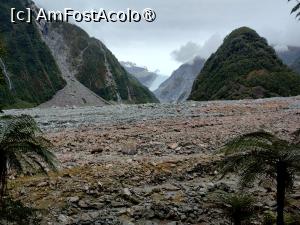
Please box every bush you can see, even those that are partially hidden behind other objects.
[0,198,40,225]
[218,192,257,225]
[263,211,300,225]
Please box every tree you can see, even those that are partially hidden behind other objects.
[289,0,300,19]
[0,115,58,206]
[219,131,300,225]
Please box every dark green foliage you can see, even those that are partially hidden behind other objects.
[189,27,300,101]
[289,0,300,19]
[49,22,158,104]
[0,0,66,108]
[263,211,300,225]
[0,197,40,225]
[219,131,300,225]
[0,115,58,202]
[218,193,256,225]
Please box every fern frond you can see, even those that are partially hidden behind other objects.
[291,3,300,14]
[220,131,277,155]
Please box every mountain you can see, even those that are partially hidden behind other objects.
[0,0,158,109]
[275,45,300,74]
[291,57,300,74]
[276,46,300,66]
[189,27,300,101]
[0,0,66,108]
[121,62,157,88]
[121,61,168,91]
[154,57,205,103]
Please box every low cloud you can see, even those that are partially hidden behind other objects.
[171,34,223,63]
[171,42,202,63]
[273,44,289,53]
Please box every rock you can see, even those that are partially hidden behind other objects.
[78,199,104,209]
[144,221,158,225]
[58,214,70,224]
[168,143,179,150]
[207,182,215,191]
[68,196,80,203]
[123,188,132,197]
[37,181,48,187]
[290,193,300,200]
[121,145,138,155]
[91,148,103,154]
[78,200,88,208]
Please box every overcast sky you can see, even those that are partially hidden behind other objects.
[35,0,300,75]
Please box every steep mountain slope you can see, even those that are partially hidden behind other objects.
[121,61,168,91]
[189,27,300,101]
[41,21,158,104]
[155,57,205,103]
[291,58,300,74]
[276,46,300,66]
[0,0,66,108]
[121,62,157,88]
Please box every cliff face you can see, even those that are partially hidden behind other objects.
[189,27,300,101]
[42,22,158,105]
[154,57,205,103]
[0,0,66,108]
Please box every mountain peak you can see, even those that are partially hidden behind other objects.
[189,27,300,101]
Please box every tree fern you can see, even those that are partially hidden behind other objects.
[219,131,300,225]
[289,0,300,19]
[0,115,58,205]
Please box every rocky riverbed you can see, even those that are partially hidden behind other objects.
[5,97,300,225]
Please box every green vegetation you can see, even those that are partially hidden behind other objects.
[218,193,256,225]
[0,0,66,109]
[289,0,300,19]
[263,211,300,225]
[219,131,300,225]
[0,197,40,225]
[0,114,58,203]
[49,22,158,104]
[189,27,300,101]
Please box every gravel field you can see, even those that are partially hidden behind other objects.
[5,96,300,225]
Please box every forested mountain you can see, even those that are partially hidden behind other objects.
[189,27,300,101]
[0,0,66,108]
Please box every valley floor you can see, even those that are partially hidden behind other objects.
[5,96,300,225]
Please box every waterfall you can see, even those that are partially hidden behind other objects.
[0,57,12,90]
[98,42,122,103]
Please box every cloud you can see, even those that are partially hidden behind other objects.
[171,42,202,63]
[273,44,289,53]
[35,0,300,75]
[171,34,223,63]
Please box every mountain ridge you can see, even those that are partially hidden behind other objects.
[0,0,158,108]
[154,57,205,103]
[0,0,66,108]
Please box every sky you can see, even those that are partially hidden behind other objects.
[35,0,300,76]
